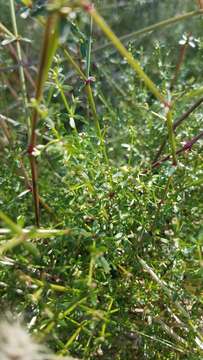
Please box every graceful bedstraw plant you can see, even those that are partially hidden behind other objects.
[26,0,178,226]
[27,2,61,227]
[1,1,203,359]
[19,0,203,225]
[25,0,108,226]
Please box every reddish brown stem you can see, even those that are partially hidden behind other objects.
[19,158,56,218]
[7,43,35,89]
[153,96,203,163]
[148,131,203,172]
[28,13,59,227]
[1,72,19,100]
[150,175,173,233]
[170,33,191,91]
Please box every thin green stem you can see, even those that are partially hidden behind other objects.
[0,21,15,37]
[93,9,203,53]
[86,16,93,78]
[84,4,166,104]
[88,240,95,287]
[9,0,30,132]
[0,236,25,256]
[85,83,109,164]
[166,110,177,165]
[86,16,109,164]
[29,12,59,226]
[85,83,101,138]
[153,96,203,163]
[100,297,113,338]
[0,211,22,235]
[56,79,70,111]
[63,48,86,80]
[138,257,203,343]
[80,2,178,164]
[63,48,109,164]
[60,322,86,354]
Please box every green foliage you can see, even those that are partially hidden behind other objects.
[0,1,203,359]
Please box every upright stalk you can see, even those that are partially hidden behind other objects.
[170,33,191,91]
[166,110,177,165]
[153,96,203,163]
[63,48,109,164]
[150,131,203,171]
[9,0,30,132]
[28,12,59,226]
[80,1,177,164]
[0,21,15,37]
[93,9,203,53]
[86,16,93,79]
[83,3,165,104]
[85,15,109,163]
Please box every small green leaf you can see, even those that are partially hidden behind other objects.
[97,256,111,274]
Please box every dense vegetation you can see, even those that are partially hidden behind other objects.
[0,1,202,359]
